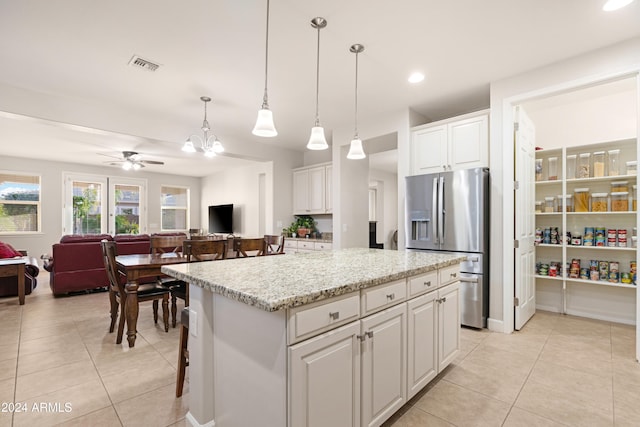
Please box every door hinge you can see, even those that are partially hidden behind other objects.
[514,297,520,307]
[514,181,519,190]
[514,239,519,249]
[514,122,520,132]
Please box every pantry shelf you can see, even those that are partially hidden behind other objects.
[564,277,636,289]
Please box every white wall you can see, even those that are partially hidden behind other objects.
[0,154,201,261]
[332,109,412,249]
[489,36,640,333]
[369,169,398,249]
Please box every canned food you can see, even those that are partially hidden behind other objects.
[609,271,619,283]
[609,261,619,272]
[571,235,582,246]
[580,268,589,280]
[621,272,632,284]
[590,270,600,281]
[608,229,617,239]
[599,261,609,280]
[608,238,617,247]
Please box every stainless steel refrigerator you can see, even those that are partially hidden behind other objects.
[405,167,490,328]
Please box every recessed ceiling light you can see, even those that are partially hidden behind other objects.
[603,0,635,11]
[408,72,425,84]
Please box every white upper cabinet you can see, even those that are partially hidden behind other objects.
[293,163,332,215]
[411,110,489,175]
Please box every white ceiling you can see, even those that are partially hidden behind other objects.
[1,0,639,177]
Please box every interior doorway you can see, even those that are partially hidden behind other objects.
[366,133,398,249]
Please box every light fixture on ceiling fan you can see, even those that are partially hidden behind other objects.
[347,44,366,160]
[252,0,277,137]
[307,17,328,151]
[182,96,224,157]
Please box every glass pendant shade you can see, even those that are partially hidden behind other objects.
[212,138,224,153]
[307,126,328,150]
[252,108,277,137]
[182,138,196,153]
[347,138,366,160]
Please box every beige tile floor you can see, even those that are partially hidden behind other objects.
[1,272,639,426]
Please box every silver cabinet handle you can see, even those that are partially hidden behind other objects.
[424,281,432,287]
[365,331,373,339]
[386,293,395,300]
[450,272,457,278]
[357,331,374,342]
[329,311,339,320]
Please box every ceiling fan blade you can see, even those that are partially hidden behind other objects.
[140,160,164,165]
[97,153,125,160]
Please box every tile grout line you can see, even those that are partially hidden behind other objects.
[12,303,24,427]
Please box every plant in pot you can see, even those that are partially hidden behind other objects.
[292,216,315,238]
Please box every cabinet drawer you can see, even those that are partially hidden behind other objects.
[284,240,298,249]
[439,264,460,286]
[288,293,360,344]
[298,240,315,251]
[314,242,333,251]
[408,271,438,297]
[361,279,407,316]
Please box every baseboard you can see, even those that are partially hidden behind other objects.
[487,317,504,333]
[535,304,561,313]
[185,412,215,427]
[565,309,636,326]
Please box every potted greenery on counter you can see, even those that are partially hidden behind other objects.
[283,216,316,238]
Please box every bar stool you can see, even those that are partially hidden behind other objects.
[176,307,189,397]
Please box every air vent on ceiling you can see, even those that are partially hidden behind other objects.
[128,55,160,72]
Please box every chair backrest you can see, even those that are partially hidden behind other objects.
[264,235,285,255]
[235,238,266,257]
[150,235,187,255]
[101,240,124,295]
[183,239,227,262]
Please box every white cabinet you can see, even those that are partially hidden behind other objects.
[325,165,333,213]
[293,163,332,215]
[289,321,361,427]
[284,239,333,254]
[406,281,460,400]
[437,281,460,372]
[411,111,488,175]
[361,304,407,427]
[288,266,461,427]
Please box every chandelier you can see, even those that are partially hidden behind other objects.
[182,96,224,157]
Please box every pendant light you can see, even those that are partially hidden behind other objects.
[182,96,224,157]
[252,0,277,137]
[307,17,328,150]
[347,44,366,160]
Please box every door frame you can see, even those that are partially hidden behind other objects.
[500,70,640,336]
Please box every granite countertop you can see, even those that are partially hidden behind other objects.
[162,248,464,312]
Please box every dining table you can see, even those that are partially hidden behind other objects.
[115,252,188,347]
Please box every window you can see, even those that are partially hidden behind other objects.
[161,186,189,231]
[72,180,104,234]
[0,172,41,233]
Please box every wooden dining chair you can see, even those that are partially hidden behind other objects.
[235,238,266,257]
[168,239,228,327]
[264,235,285,255]
[100,240,170,344]
[150,234,187,255]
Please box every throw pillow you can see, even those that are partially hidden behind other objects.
[0,242,23,259]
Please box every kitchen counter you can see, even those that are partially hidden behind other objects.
[162,248,463,311]
[165,248,464,427]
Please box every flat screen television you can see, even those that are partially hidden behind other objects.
[208,204,233,234]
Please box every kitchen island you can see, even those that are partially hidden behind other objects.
[163,248,464,427]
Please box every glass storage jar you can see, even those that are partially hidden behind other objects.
[578,153,591,178]
[548,157,558,180]
[556,194,573,212]
[633,185,637,211]
[566,154,577,179]
[611,191,629,212]
[535,201,543,214]
[535,159,543,181]
[611,181,629,193]
[626,160,637,176]
[574,188,590,212]
[544,196,555,213]
[608,149,620,176]
[591,193,608,212]
[593,151,605,177]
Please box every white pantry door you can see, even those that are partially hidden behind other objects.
[514,106,537,330]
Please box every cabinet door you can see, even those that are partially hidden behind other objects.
[406,291,438,399]
[361,304,406,427]
[437,281,460,372]
[449,115,488,170]
[412,125,448,175]
[325,165,332,213]
[308,166,326,213]
[293,169,310,214]
[289,321,361,427]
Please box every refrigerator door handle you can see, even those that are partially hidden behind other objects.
[432,176,439,244]
[438,176,444,245]
[459,277,479,284]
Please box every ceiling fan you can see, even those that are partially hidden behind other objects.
[103,151,165,170]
